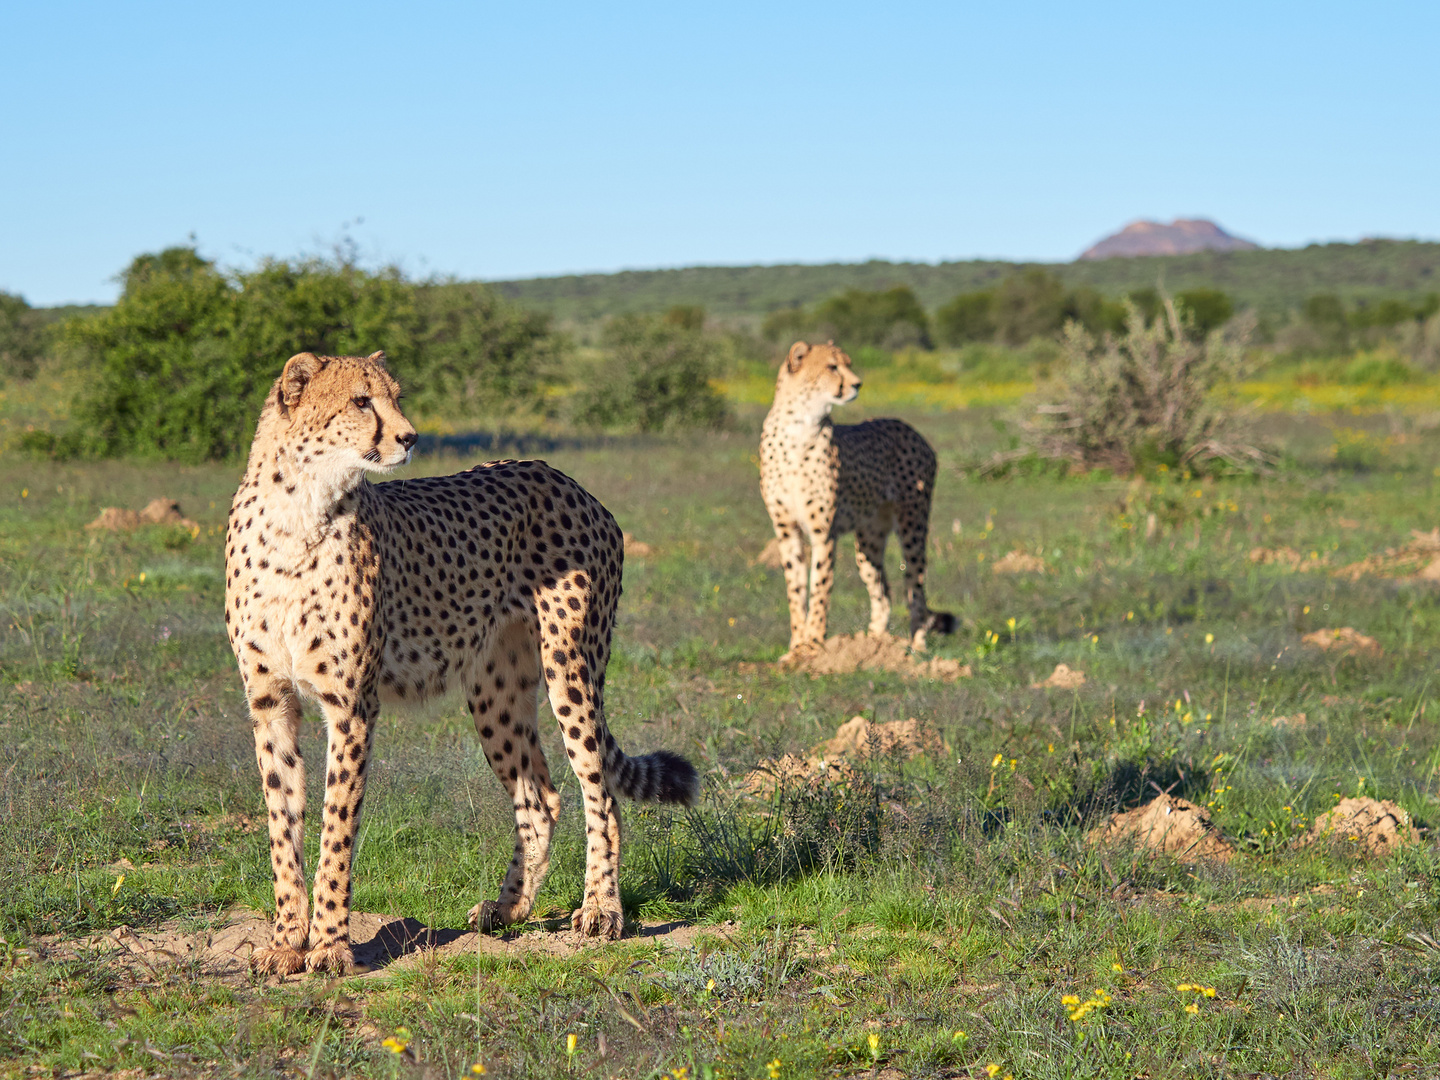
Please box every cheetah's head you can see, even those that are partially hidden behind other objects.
[266,351,418,478]
[777,341,862,418]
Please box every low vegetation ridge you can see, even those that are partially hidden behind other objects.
[490,239,1440,323]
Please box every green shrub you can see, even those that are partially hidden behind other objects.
[407,281,563,417]
[0,292,47,382]
[572,314,730,432]
[1340,349,1418,386]
[1023,296,1263,474]
[760,305,808,344]
[1176,288,1235,335]
[761,287,931,350]
[663,304,706,331]
[934,290,996,345]
[812,286,931,350]
[63,247,562,461]
[939,272,1127,348]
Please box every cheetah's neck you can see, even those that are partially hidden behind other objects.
[244,441,367,550]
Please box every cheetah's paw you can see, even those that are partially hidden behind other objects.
[251,945,307,977]
[571,902,624,940]
[303,942,354,974]
[468,901,509,933]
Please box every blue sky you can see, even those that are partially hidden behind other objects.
[4,1,1437,305]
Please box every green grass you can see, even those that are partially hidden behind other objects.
[4,402,1440,1077]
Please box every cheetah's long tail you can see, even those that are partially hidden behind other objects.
[606,748,701,806]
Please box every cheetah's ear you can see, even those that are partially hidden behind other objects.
[786,341,810,374]
[366,350,388,368]
[279,352,326,416]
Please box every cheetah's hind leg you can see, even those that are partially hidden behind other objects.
[467,619,561,934]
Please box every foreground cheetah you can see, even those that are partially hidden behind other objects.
[225,350,698,974]
[760,341,956,656]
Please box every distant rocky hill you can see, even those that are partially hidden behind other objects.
[1080,219,1259,261]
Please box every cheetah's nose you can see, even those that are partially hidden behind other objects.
[396,430,418,450]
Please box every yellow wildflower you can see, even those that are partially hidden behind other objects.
[991,753,1003,768]
[986,1065,1001,1078]
[768,1059,783,1079]
[1185,1002,1199,1015]
[471,1065,488,1076]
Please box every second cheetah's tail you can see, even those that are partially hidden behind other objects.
[606,749,701,806]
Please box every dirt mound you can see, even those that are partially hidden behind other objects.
[754,537,785,569]
[814,715,943,759]
[1249,546,1324,571]
[1301,627,1382,658]
[1334,528,1440,582]
[783,633,971,681]
[1299,797,1419,857]
[743,716,943,795]
[621,532,654,558]
[1033,662,1086,690]
[1269,712,1308,729]
[1087,794,1234,862]
[86,507,141,531]
[87,498,198,532]
[992,550,1046,575]
[45,908,707,984]
[741,752,857,796]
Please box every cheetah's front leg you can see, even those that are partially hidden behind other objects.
[772,523,810,656]
[249,682,309,976]
[801,532,838,648]
[302,685,378,973]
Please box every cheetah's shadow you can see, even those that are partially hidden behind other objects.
[352,918,470,970]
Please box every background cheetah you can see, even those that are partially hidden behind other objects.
[225,350,698,975]
[759,341,956,656]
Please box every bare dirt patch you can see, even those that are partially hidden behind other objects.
[44,909,711,985]
[1032,662,1086,690]
[1087,794,1234,862]
[87,497,199,532]
[782,633,971,681]
[1252,530,1440,583]
[1299,797,1420,857]
[1334,528,1440,582]
[1269,712,1308,729]
[1301,627,1383,658]
[992,550,1047,574]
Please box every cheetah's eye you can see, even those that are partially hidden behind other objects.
[352,396,372,410]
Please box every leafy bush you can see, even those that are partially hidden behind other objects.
[1175,288,1235,335]
[662,304,706,331]
[761,287,930,350]
[0,292,49,382]
[938,271,1129,347]
[407,281,563,417]
[571,313,729,432]
[813,286,930,349]
[1339,349,1418,386]
[1022,296,1264,474]
[63,247,561,461]
[992,268,1067,345]
[934,290,996,345]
